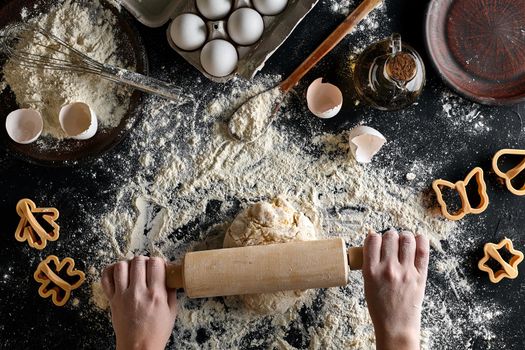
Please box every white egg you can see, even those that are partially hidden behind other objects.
[200,39,238,77]
[253,0,288,16]
[227,8,264,46]
[169,13,207,51]
[196,0,232,20]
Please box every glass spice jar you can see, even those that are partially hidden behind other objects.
[352,33,426,111]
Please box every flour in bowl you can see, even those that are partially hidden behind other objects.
[2,0,132,140]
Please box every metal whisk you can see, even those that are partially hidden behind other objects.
[0,23,188,103]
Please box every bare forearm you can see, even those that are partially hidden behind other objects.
[375,329,420,350]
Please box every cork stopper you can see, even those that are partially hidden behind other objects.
[385,52,417,82]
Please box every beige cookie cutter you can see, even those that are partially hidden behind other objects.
[478,238,524,283]
[15,198,60,250]
[432,167,489,221]
[34,256,85,307]
[492,149,525,196]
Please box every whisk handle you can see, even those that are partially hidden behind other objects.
[102,66,188,103]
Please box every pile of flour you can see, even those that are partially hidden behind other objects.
[2,0,131,140]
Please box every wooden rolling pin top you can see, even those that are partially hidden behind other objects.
[166,239,363,293]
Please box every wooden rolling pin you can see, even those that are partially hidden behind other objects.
[166,238,363,298]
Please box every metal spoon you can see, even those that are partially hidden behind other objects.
[228,0,384,143]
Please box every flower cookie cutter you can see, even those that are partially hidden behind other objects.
[478,238,524,283]
[15,198,60,250]
[432,167,489,221]
[492,149,525,196]
[34,255,85,306]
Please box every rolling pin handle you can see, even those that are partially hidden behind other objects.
[348,246,364,270]
[166,263,184,289]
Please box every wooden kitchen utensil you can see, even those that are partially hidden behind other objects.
[228,0,384,142]
[166,238,363,298]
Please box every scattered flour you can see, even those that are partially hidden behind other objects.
[439,90,492,135]
[81,73,501,349]
[3,0,132,139]
[325,0,356,16]
[11,1,498,347]
[228,87,282,141]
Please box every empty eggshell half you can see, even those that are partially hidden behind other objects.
[306,78,343,119]
[5,108,43,144]
[348,126,386,163]
[59,102,98,140]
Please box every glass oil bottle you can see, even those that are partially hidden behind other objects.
[352,33,425,111]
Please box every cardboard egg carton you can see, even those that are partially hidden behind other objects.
[120,0,319,82]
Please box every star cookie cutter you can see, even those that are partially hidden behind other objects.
[15,198,60,250]
[34,256,85,306]
[478,238,524,283]
[492,149,525,196]
[432,167,489,221]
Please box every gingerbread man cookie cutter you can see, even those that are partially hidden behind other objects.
[492,149,525,196]
[15,198,60,250]
[478,238,524,283]
[34,256,85,306]
[432,167,489,221]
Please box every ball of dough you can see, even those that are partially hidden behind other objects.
[224,197,318,313]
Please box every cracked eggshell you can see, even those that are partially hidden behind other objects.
[5,109,43,144]
[59,102,98,140]
[348,126,386,163]
[306,78,343,119]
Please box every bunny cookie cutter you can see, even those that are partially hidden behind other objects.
[34,256,85,306]
[492,149,525,196]
[432,167,489,221]
[478,238,524,283]
[15,198,60,250]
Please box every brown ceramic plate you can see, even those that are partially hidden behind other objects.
[0,0,148,166]
[425,0,525,105]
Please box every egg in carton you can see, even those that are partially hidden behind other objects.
[120,0,319,82]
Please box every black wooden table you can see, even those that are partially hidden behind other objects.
[1,0,524,349]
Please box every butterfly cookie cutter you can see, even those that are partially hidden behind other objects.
[492,149,525,196]
[15,198,60,250]
[478,238,524,283]
[432,167,489,221]
[34,256,85,307]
